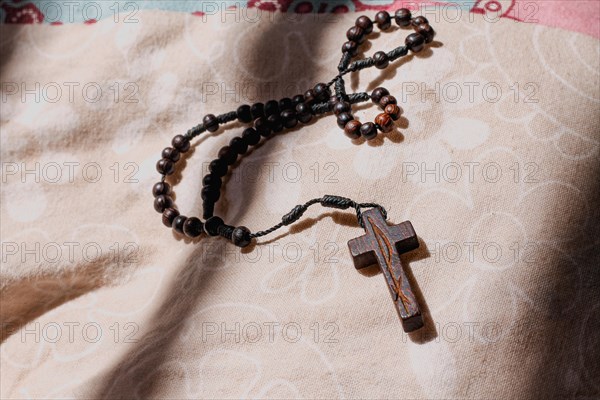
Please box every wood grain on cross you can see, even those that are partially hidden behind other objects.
[347,208,423,332]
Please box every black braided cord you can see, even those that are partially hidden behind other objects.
[250,196,387,239]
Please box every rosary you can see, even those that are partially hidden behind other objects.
[152,9,435,333]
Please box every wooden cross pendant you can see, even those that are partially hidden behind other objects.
[347,208,423,332]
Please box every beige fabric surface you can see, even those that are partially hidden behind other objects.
[1,9,599,399]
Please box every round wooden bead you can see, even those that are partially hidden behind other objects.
[242,127,261,146]
[405,32,425,52]
[209,159,228,177]
[337,112,354,128]
[371,87,390,104]
[279,97,293,111]
[384,104,402,120]
[379,95,397,108]
[292,95,305,107]
[218,145,237,165]
[267,114,284,133]
[360,122,378,140]
[203,114,219,132]
[172,135,190,153]
[375,113,395,133]
[204,216,224,236]
[412,16,429,26]
[154,195,173,213]
[236,104,253,123]
[342,41,358,57]
[254,116,272,137]
[264,100,280,117]
[304,89,316,104]
[333,101,351,115]
[373,51,389,69]
[375,11,392,30]
[344,119,362,139]
[313,83,330,101]
[395,8,412,26]
[346,26,365,44]
[296,103,312,123]
[172,215,187,234]
[416,23,435,43]
[202,174,221,188]
[355,15,373,34]
[230,137,248,155]
[281,109,298,129]
[162,147,180,162]
[250,102,265,118]
[231,226,251,247]
[183,217,204,238]
[156,158,175,175]
[201,186,220,202]
[152,181,171,197]
[162,208,179,228]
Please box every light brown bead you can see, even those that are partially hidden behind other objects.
[384,104,402,120]
[375,113,395,133]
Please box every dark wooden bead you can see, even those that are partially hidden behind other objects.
[375,113,395,133]
[333,101,351,115]
[379,95,397,108]
[375,11,392,30]
[218,145,237,165]
[371,87,390,104]
[209,159,228,177]
[346,26,365,44]
[279,97,293,111]
[230,136,248,155]
[373,51,389,69]
[204,216,224,236]
[203,114,219,132]
[162,208,179,228]
[267,114,284,133]
[313,83,330,101]
[292,94,305,107]
[202,174,221,188]
[344,119,362,139]
[412,16,429,26]
[296,103,313,123]
[281,109,298,129]
[201,186,220,202]
[172,215,187,234]
[395,8,412,26]
[162,147,180,162]
[342,41,358,57]
[304,89,316,104]
[154,195,173,213]
[360,122,378,140]
[236,104,253,123]
[202,201,214,220]
[242,127,261,145]
[416,23,435,43]
[265,100,280,117]
[337,112,354,128]
[156,158,175,175]
[172,135,190,153]
[254,116,272,137]
[355,15,373,34]
[152,181,171,197]
[231,226,252,247]
[385,104,402,120]
[183,217,204,238]
[251,102,265,119]
[406,32,425,52]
